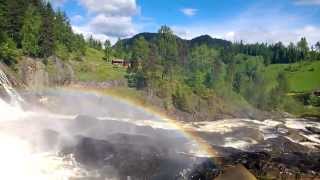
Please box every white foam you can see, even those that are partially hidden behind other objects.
[285,118,320,130]
[223,137,257,150]
[98,116,178,130]
[186,119,248,134]
[302,134,320,144]
[0,99,30,122]
[0,133,86,180]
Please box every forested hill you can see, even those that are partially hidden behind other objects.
[116,32,320,65]
[112,25,320,119]
[115,33,232,51]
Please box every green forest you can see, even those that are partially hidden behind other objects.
[110,27,320,117]
[1,0,320,118]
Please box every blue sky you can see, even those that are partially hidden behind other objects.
[52,0,320,44]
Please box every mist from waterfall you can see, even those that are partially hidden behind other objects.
[0,69,85,180]
[0,69,28,121]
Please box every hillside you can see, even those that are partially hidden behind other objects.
[70,48,126,82]
[264,61,320,93]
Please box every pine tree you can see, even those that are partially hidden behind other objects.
[130,37,149,73]
[114,38,126,59]
[39,3,55,58]
[157,26,178,78]
[53,10,75,52]
[103,39,112,62]
[297,37,309,60]
[5,0,28,46]
[315,42,320,52]
[0,0,7,32]
[297,37,309,52]
[21,5,42,57]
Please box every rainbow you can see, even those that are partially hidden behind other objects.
[63,85,222,165]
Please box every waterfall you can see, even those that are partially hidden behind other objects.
[0,69,24,107]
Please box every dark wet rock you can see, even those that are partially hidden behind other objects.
[62,135,221,180]
[286,129,309,142]
[273,152,320,173]
[67,115,100,133]
[306,126,320,134]
[220,151,320,179]
[187,159,221,180]
[72,136,115,168]
[254,137,312,154]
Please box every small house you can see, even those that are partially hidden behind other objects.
[314,90,320,97]
[111,59,131,68]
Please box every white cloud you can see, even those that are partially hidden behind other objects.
[295,0,320,5]
[72,14,137,44]
[78,0,139,16]
[71,0,139,43]
[72,25,119,44]
[180,8,198,17]
[88,14,136,37]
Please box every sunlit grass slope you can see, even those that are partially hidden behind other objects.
[264,61,320,93]
[71,48,127,82]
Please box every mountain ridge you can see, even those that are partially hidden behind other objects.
[115,33,232,49]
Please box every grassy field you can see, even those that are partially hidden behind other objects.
[70,48,127,82]
[264,61,320,93]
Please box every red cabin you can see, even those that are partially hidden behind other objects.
[111,59,130,68]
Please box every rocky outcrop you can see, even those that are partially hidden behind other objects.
[18,56,74,90]
[46,56,74,86]
[19,57,49,90]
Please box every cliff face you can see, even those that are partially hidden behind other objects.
[19,57,49,90]
[1,56,74,90]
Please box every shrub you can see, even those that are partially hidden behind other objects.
[172,85,194,112]
[309,94,320,107]
[0,37,20,66]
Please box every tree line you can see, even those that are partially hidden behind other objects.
[0,0,91,65]
[230,38,320,64]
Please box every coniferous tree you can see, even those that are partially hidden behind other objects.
[5,0,28,46]
[21,5,42,57]
[39,3,55,58]
[103,39,112,62]
[130,37,149,73]
[114,38,126,59]
[315,42,320,52]
[157,26,178,78]
[297,37,309,60]
[0,0,7,33]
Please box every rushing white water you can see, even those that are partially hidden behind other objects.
[0,69,83,180]
[0,69,24,107]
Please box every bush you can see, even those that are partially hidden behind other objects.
[0,37,20,66]
[309,94,320,107]
[172,85,194,112]
[55,43,70,61]
[308,68,314,72]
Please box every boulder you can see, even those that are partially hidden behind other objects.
[306,126,320,134]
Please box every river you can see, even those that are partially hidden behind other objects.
[0,69,319,179]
